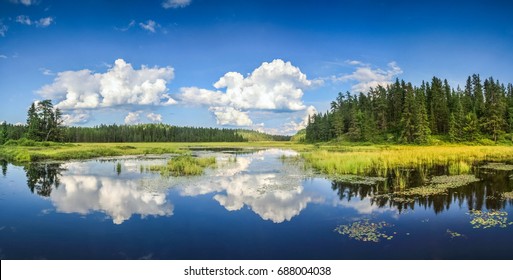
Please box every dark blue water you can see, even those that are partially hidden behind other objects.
[1,149,512,259]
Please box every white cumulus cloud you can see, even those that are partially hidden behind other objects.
[139,20,158,33]
[146,112,162,123]
[37,59,176,124]
[162,0,191,9]
[333,61,402,93]
[179,59,315,128]
[282,105,317,134]
[38,58,175,110]
[62,110,90,126]
[125,111,141,125]
[209,107,253,126]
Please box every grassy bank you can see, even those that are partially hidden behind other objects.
[301,145,513,176]
[2,140,513,179]
[0,141,310,163]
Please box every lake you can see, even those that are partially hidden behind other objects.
[1,148,512,259]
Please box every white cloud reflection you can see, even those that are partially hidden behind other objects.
[48,149,325,224]
[176,149,325,223]
[50,163,173,224]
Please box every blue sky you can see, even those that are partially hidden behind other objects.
[1,0,513,134]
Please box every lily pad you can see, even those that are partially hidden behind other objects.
[446,229,465,239]
[335,220,394,242]
[331,175,386,185]
[480,163,513,171]
[399,175,480,197]
[502,191,513,200]
[468,210,513,229]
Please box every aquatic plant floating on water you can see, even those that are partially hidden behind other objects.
[468,210,513,229]
[335,220,395,242]
[480,163,513,171]
[501,191,513,200]
[446,229,465,239]
[398,175,480,197]
[330,174,386,185]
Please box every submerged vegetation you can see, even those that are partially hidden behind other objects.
[335,220,395,242]
[148,155,216,176]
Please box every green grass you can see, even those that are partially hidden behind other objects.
[301,145,513,176]
[148,155,216,176]
[0,141,313,163]
[3,140,513,182]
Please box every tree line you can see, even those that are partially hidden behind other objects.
[0,99,285,143]
[305,75,513,143]
[63,124,246,142]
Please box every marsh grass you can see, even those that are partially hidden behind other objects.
[0,141,310,163]
[302,146,513,177]
[148,155,216,176]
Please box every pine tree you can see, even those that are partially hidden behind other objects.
[473,74,485,119]
[482,78,505,142]
[463,112,480,141]
[448,113,457,142]
[462,76,474,114]
[430,77,449,134]
[27,103,40,140]
[26,100,63,142]
[347,108,363,141]
[414,88,431,144]
[0,121,7,144]
[399,84,416,143]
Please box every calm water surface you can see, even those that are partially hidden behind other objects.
[0,149,512,259]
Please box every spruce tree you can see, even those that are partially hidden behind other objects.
[414,88,431,144]
[399,84,416,143]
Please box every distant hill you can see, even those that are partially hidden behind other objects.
[290,129,306,142]
[236,129,291,141]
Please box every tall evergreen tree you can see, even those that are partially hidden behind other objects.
[26,100,63,142]
[414,88,431,144]
[0,121,7,144]
[399,84,416,143]
[482,78,506,142]
[473,74,485,118]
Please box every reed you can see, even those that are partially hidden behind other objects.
[148,155,216,176]
[301,145,513,176]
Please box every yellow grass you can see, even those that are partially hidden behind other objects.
[301,145,513,176]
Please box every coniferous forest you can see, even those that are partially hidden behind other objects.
[1,122,248,143]
[305,75,513,143]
